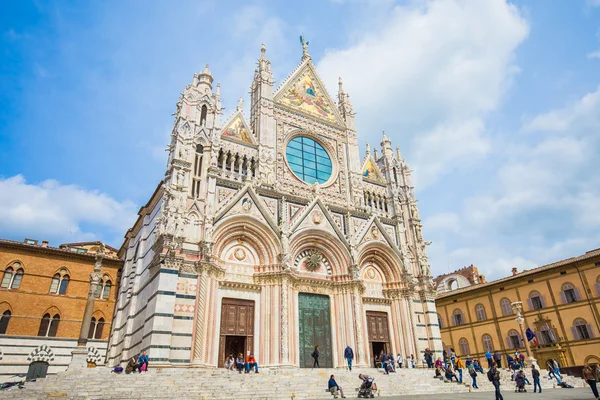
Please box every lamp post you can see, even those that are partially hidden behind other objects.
[511,301,537,368]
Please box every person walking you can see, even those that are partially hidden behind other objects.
[531,364,541,393]
[582,363,599,400]
[546,359,557,380]
[468,362,479,389]
[344,345,354,371]
[493,351,502,369]
[552,358,561,377]
[397,353,403,368]
[311,345,320,368]
[487,365,504,400]
[456,356,465,384]
[485,350,494,368]
[450,348,456,368]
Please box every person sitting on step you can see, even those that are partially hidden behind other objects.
[224,353,235,371]
[138,351,149,373]
[328,374,346,399]
[445,365,459,383]
[245,352,259,373]
[235,353,245,374]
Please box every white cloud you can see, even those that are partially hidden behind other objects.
[423,212,461,234]
[0,175,137,247]
[428,85,600,280]
[317,0,528,187]
[587,0,600,7]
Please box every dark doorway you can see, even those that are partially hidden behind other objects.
[298,293,332,368]
[366,311,391,367]
[371,342,387,367]
[26,361,48,380]
[218,298,254,367]
[224,335,247,361]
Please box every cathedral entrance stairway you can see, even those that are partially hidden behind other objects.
[5,366,582,399]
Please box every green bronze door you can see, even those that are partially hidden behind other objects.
[298,293,332,368]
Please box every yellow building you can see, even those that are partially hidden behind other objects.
[434,248,600,369]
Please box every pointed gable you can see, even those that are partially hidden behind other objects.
[214,185,279,235]
[220,112,256,145]
[362,157,385,183]
[274,61,344,126]
[289,198,350,248]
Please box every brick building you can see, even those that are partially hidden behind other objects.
[0,238,122,378]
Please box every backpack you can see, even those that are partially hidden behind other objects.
[112,366,124,373]
[487,369,495,382]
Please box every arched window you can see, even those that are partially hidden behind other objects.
[200,105,207,125]
[475,304,487,321]
[507,329,522,349]
[0,310,11,334]
[95,318,105,339]
[437,313,444,328]
[88,317,105,339]
[500,298,512,316]
[458,338,470,355]
[102,280,111,299]
[560,283,580,304]
[37,313,60,337]
[49,269,69,295]
[572,318,594,340]
[452,309,465,326]
[448,279,458,291]
[482,334,493,353]
[528,291,544,310]
[1,263,24,289]
[88,317,97,339]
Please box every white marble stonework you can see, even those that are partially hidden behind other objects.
[108,41,442,369]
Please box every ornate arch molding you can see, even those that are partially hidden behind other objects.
[27,345,55,363]
[213,215,280,265]
[290,229,351,276]
[358,243,402,283]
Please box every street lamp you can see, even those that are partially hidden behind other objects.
[511,301,538,368]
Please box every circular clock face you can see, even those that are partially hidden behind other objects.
[285,136,332,184]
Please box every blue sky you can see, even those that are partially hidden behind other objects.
[1,0,599,280]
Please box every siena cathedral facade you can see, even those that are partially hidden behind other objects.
[108,42,442,369]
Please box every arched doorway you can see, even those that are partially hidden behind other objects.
[26,361,49,380]
[298,293,332,368]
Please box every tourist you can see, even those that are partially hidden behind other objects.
[487,365,504,400]
[468,361,478,389]
[443,349,449,367]
[236,353,245,373]
[224,353,235,371]
[485,350,494,368]
[473,359,484,374]
[424,348,433,368]
[311,345,320,368]
[552,358,561,377]
[450,348,456,368]
[138,351,149,373]
[465,355,472,368]
[328,374,346,399]
[245,352,259,373]
[386,354,395,372]
[506,354,515,370]
[582,363,599,399]
[397,353,403,368]
[344,345,354,371]
[410,354,416,368]
[519,352,526,368]
[531,364,541,394]
[125,355,140,374]
[445,364,459,382]
[379,350,388,374]
[493,351,502,368]
[435,357,443,369]
[455,356,464,383]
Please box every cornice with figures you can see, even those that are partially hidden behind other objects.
[274,105,347,137]
[362,296,392,305]
[219,280,262,293]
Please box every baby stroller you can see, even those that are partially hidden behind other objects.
[514,372,526,393]
[358,374,376,398]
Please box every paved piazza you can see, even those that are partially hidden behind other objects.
[380,387,592,400]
